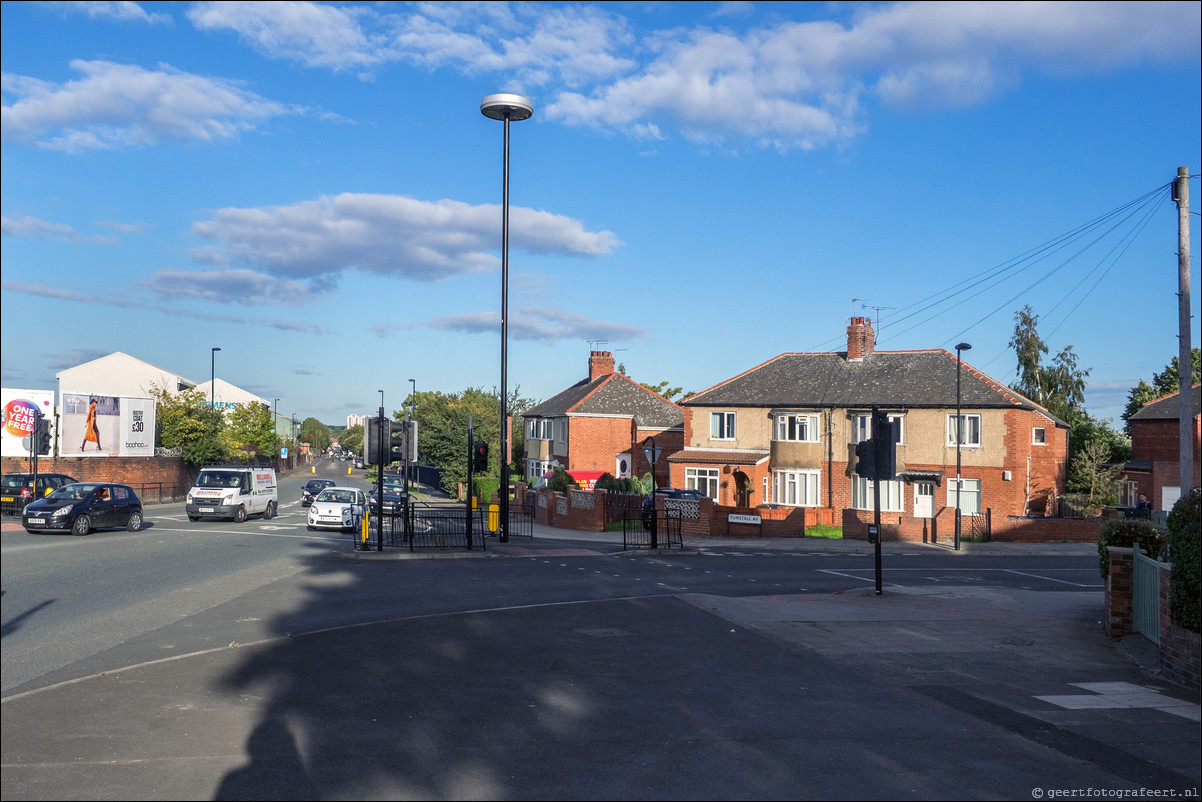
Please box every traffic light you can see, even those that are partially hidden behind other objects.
[472,441,489,472]
[872,411,896,481]
[389,422,408,461]
[853,438,875,479]
[34,414,51,456]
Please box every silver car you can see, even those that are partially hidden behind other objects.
[306,486,367,533]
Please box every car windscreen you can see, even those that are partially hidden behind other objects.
[197,471,246,487]
[2,475,31,489]
[47,484,100,501]
[315,489,354,504]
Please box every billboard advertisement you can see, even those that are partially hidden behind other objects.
[1,388,56,458]
[60,394,156,457]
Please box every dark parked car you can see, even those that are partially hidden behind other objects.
[641,487,704,529]
[301,478,336,507]
[369,477,408,516]
[1,472,77,515]
[22,482,144,536]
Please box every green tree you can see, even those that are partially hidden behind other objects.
[1067,439,1122,509]
[340,424,364,457]
[224,402,278,459]
[299,417,332,452]
[1122,349,1201,432]
[149,385,228,466]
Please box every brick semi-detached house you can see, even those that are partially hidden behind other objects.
[1119,384,1201,512]
[672,318,1069,539]
[520,351,684,489]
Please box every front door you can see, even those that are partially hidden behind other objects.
[914,482,935,518]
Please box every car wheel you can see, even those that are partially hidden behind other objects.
[233,505,247,524]
[188,515,200,522]
[72,515,92,536]
[126,511,144,532]
[263,501,275,520]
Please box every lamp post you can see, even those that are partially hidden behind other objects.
[210,347,221,408]
[481,92,533,543]
[954,342,972,550]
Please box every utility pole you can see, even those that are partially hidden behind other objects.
[1174,166,1194,497]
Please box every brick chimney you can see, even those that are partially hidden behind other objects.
[846,317,875,362]
[588,350,616,381]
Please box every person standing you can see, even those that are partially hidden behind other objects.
[81,397,101,451]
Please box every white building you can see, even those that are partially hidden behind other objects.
[56,352,195,398]
[346,414,370,429]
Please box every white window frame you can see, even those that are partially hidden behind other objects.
[710,412,736,440]
[888,414,904,445]
[947,478,982,515]
[852,475,904,512]
[686,467,720,500]
[1032,427,1046,445]
[527,419,553,441]
[947,413,981,447]
[773,469,820,507]
[775,414,820,443]
[854,413,903,443]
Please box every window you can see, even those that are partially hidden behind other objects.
[686,467,720,500]
[852,475,904,512]
[852,414,871,443]
[948,414,981,447]
[773,470,820,507]
[775,414,819,443]
[527,419,553,440]
[1033,427,1046,445]
[947,478,981,515]
[710,412,736,440]
[853,413,903,443]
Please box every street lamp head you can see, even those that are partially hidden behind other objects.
[955,342,972,353]
[480,93,533,122]
[212,346,221,353]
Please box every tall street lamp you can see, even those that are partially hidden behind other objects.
[481,92,533,543]
[210,347,221,408]
[954,342,972,551]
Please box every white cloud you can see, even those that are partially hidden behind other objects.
[187,0,381,74]
[416,306,649,344]
[143,268,324,306]
[44,1,172,25]
[1,60,293,151]
[1,213,119,246]
[189,193,620,282]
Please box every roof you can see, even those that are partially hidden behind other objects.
[682,349,1059,420]
[524,373,683,429]
[667,448,769,465]
[1130,384,1201,421]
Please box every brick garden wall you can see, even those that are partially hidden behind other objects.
[2,455,193,502]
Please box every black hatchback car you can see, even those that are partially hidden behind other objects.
[641,487,704,529]
[1,472,78,515]
[301,478,336,507]
[22,482,144,536]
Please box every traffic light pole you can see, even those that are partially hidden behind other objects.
[466,417,474,549]
[376,405,385,552]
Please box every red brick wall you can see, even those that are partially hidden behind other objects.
[2,455,193,501]
[840,507,1103,543]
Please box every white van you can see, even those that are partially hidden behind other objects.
[186,466,278,523]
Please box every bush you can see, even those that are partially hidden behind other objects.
[1166,487,1201,633]
[1097,518,1165,578]
[594,472,620,492]
[547,467,578,493]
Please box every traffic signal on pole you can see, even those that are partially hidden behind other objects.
[872,411,896,481]
[34,414,51,455]
[389,422,408,461]
[853,438,875,479]
[472,441,489,472]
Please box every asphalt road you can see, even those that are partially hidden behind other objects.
[1,461,1197,800]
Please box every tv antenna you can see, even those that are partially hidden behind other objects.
[861,302,894,331]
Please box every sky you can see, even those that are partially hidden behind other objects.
[2,0,1199,429]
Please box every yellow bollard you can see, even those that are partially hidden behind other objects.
[311,466,316,474]
[361,510,370,544]
[488,503,499,533]
[348,465,352,475]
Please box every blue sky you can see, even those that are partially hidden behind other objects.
[2,1,1199,428]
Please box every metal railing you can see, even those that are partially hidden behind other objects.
[358,498,535,551]
[621,510,684,550]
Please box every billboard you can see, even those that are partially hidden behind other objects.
[1,389,56,458]
[60,393,156,457]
